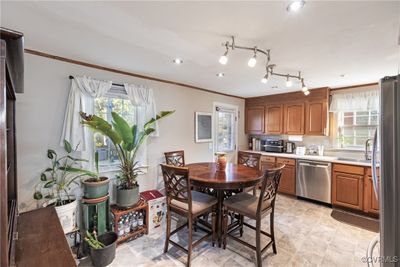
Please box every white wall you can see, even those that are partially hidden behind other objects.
[17,54,246,212]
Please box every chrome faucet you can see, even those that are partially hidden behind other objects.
[365,138,373,160]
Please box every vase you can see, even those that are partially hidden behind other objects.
[216,155,227,171]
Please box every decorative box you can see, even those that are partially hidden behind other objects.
[140,190,166,234]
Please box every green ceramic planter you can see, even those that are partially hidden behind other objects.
[116,186,139,208]
[82,177,109,199]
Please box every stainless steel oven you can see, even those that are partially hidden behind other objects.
[296,160,332,204]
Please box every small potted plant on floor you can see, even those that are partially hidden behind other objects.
[85,230,118,267]
[81,151,110,199]
[33,140,97,233]
[80,110,174,208]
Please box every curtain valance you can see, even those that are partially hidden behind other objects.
[329,89,379,112]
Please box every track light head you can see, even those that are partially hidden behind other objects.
[304,90,310,96]
[219,45,229,65]
[286,75,292,87]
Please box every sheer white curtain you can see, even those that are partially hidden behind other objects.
[124,83,158,167]
[329,89,379,112]
[60,76,112,164]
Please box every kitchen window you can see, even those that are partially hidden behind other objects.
[336,110,378,149]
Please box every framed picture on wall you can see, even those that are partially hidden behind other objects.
[195,112,212,143]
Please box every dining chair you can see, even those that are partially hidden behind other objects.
[164,150,185,167]
[238,151,261,195]
[222,164,285,267]
[160,164,217,267]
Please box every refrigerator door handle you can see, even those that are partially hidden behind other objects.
[371,128,379,199]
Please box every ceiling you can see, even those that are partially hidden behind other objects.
[1,1,400,97]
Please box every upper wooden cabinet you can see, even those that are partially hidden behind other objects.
[305,100,328,136]
[245,87,330,137]
[265,104,284,134]
[245,106,264,134]
[284,103,305,135]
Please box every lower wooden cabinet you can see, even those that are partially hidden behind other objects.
[332,164,380,216]
[364,168,380,215]
[276,157,296,195]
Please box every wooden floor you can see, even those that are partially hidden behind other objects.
[16,207,76,267]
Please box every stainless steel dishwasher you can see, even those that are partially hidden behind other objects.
[296,160,332,204]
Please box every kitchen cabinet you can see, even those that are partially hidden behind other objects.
[245,106,264,134]
[305,99,328,136]
[332,164,364,211]
[276,157,296,195]
[284,103,305,135]
[364,168,380,215]
[265,104,284,134]
[260,155,276,172]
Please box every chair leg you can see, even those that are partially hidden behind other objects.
[255,218,262,267]
[187,217,193,267]
[211,210,216,247]
[164,208,171,253]
[222,208,228,249]
[252,186,256,196]
[270,211,277,254]
[239,214,244,237]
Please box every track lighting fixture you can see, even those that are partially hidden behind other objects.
[219,43,229,65]
[173,58,183,64]
[286,75,293,87]
[301,79,308,92]
[218,36,309,95]
[248,48,257,68]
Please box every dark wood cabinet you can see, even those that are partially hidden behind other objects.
[245,106,264,134]
[305,100,328,136]
[276,157,296,195]
[332,164,364,211]
[364,168,380,215]
[284,103,305,135]
[265,104,283,135]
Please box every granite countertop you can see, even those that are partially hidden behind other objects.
[240,150,374,167]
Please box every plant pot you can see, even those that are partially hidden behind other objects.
[54,199,77,233]
[82,177,109,199]
[89,232,118,267]
[116,186,140,208]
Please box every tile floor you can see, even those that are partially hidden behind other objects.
[79,195,377,267]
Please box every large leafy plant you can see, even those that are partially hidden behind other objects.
[33,140,96,206]
[80,110,174,189]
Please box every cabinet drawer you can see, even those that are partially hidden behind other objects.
[333,164,364,175]
[276,157,296,166]
[261,156,276,163]
[365,167,380,177]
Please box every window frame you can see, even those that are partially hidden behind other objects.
[213,103,238,153]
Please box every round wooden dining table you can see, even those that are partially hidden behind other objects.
[186,162,264,247]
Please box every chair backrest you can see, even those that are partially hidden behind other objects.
[164,150,185,167]
[257,164,285,215]
[238,151,261,169]
[160,164,192,208]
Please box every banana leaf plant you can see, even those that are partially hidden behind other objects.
[80,110,174,189]
[33,140,97,206]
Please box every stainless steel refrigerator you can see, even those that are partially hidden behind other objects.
[369,75,400,266]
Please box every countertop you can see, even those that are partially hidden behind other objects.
[240,150,374,167]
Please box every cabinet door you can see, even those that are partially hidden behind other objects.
[332,171,364,210]
[284,103,305,135]
[305,100,328,136]
[245,106,264,134]
[278,164,296,195]
[364,168,380,215]
[265,104,283,134]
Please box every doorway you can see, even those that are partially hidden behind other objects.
[213,102,238,163]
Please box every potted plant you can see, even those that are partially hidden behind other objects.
[80,110,174,208]
[33,140,97,233]
[81,151,110,199]
[85,230,118,267]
